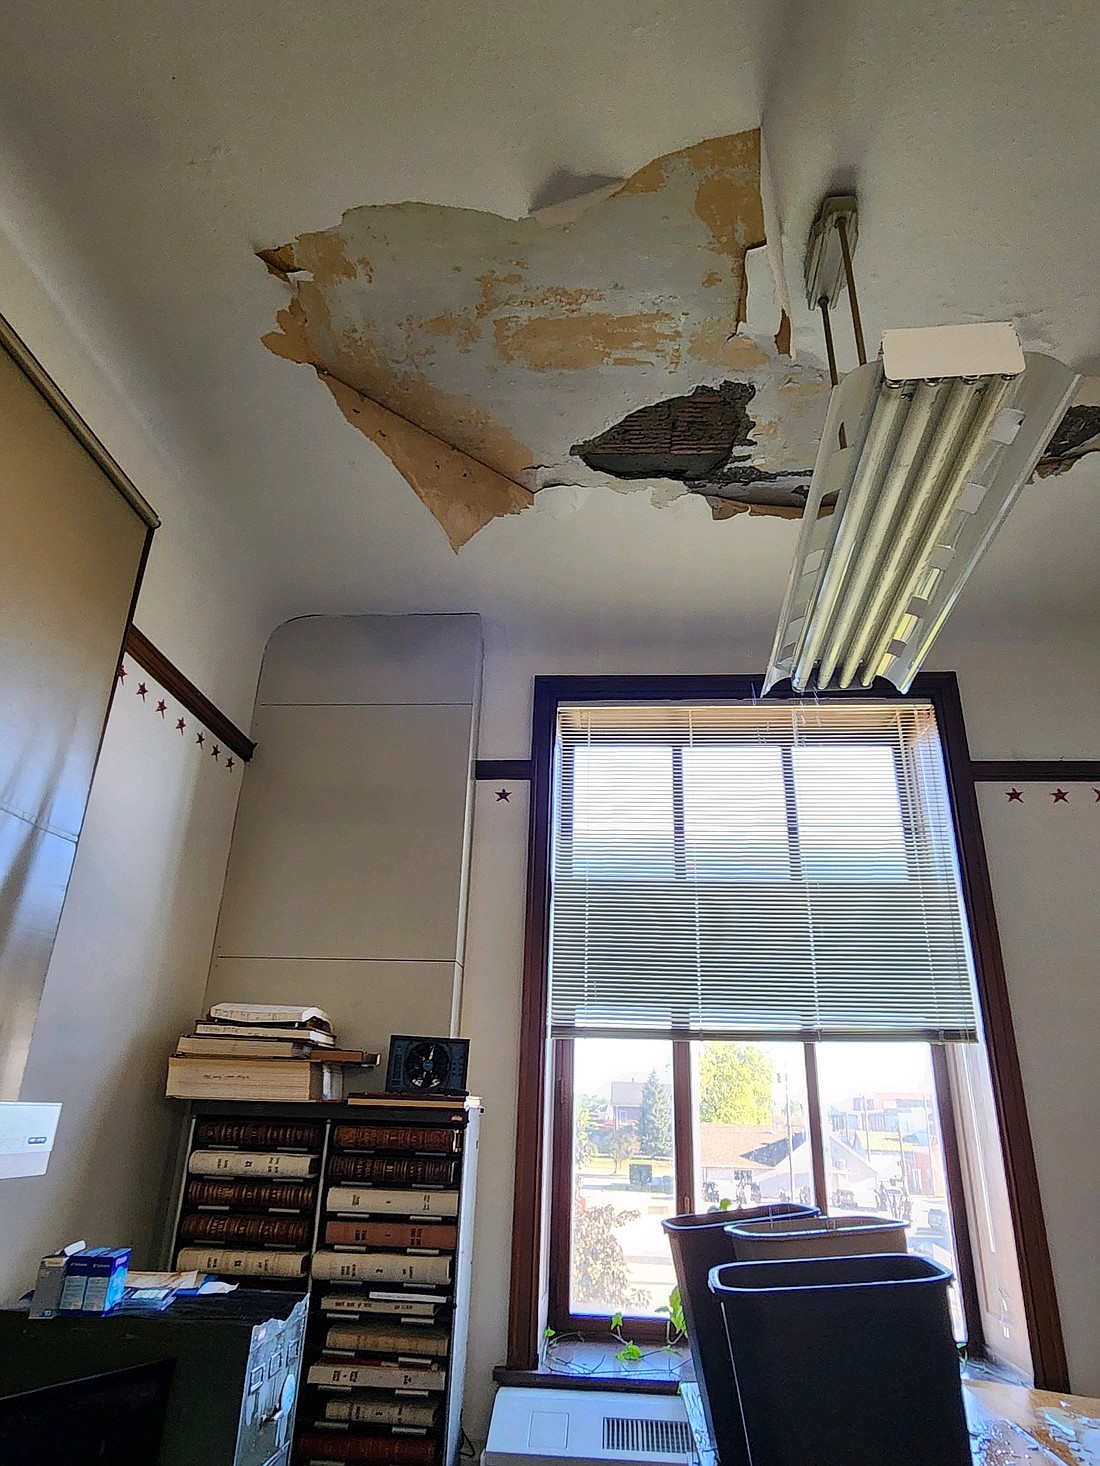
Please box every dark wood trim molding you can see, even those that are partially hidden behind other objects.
[123,625,256,763]
[921,672,1069,1390]
[505,679,557,1369]
[970,760,1100,783]
[803,1045,829,1214]
[475,759,534,781]
[931,1042,986,1359]
[492,1363,680,1395]
[671,1041,695,1218]
[547,1040,575,1335]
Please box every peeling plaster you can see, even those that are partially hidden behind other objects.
[259,128,831,547]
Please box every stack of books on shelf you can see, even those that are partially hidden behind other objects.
[175,1115,325,1283]
[166,1002,379,1102]
[300,1120,463,1466]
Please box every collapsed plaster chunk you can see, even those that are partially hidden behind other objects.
[258,126,832,543]
[1034,404,1100,477]
[573,382,756,481]
[319,374,532,552]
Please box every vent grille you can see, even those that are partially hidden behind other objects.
[602,1415,694,1458]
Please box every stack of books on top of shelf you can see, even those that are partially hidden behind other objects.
[167,1003,379,1102]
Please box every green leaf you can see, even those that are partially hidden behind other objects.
[543,1327,557,1341]
[616,1342,643,1361]
[718,1197,733,1211]
[610,1312,624,1333]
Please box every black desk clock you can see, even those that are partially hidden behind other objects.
[385,1035,470,1097]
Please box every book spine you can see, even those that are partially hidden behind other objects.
[325,1325,449,1357]
[208,1004,330,1026]
[167,1065,323,1103]
[332,1125,459,1154]
[320,1297,440,1318]
[326,1189,459,1218]
[304,1365,445,1392]
[195,1119,325,1149]
[177,1039,313,1059]
[175,1247,308,1277]
[297,1431,437,1463]
[180,1212,311,1247]
[324,1220,457,1250]
[328,1155,457,1187]
[188,1150,318,1179]
[185,1177,317,1210]
[312,1252,451,1286]
[324,1396,439,1428]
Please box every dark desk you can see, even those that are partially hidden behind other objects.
[0,1291,307,1466]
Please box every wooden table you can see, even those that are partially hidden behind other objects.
[682,1378,1100,1463]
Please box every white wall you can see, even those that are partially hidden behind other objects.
[458,624,1100,1441]
[0,222,268,1299]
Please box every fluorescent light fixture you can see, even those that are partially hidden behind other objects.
[765,323,1080,694]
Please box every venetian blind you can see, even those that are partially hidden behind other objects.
[548,700,979,1042]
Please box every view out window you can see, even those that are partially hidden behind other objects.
[546,699,985,1345]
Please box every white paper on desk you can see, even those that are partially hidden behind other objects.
[128,1270,201,1290]
[197,1280,237,1294]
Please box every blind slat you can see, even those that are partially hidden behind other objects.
[548,699,979,1042]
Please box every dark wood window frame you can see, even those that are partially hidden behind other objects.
[504,671,1069,1391]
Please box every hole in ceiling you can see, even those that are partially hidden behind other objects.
[573,382,756,481]
[1035,404,1100,477]
[572,381,815,511]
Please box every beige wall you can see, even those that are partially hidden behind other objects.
[458,626,1100,1443]
[205,614,483,1062]
[0,220,267,1301]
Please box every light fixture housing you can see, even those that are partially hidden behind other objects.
[765,323,1079,694]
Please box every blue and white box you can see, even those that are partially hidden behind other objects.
[81,1247,131,1313]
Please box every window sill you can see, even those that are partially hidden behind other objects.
[494,1340,691,1395]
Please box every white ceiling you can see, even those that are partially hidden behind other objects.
[0,0,1097,647]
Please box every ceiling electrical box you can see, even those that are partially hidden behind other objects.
[804,195,859,310]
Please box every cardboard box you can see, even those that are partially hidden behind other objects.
[29,1240,85,1319]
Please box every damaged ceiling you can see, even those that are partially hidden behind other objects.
[258,122,1096,551]
[259,129,833,548]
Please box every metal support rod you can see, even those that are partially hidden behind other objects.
[819,299,847,449]
[836,216,867,367]
[819,298,840,387]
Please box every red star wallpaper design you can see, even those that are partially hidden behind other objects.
[113,662,239,775]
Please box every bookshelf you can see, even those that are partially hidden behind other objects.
[165,1098,481,1466]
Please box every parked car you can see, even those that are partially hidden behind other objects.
[927,1207,950,1236]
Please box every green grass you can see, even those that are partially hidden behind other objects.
[580,1155,674,1182]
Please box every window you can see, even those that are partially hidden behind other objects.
[539,692,1004,1355]
[506,676,1064,1388]
[549,701,978,1041]
[551,1035,971,1341]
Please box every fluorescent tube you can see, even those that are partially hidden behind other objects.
[764,325,1080,696]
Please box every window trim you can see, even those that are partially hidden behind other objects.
[505,672,1068,1391]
